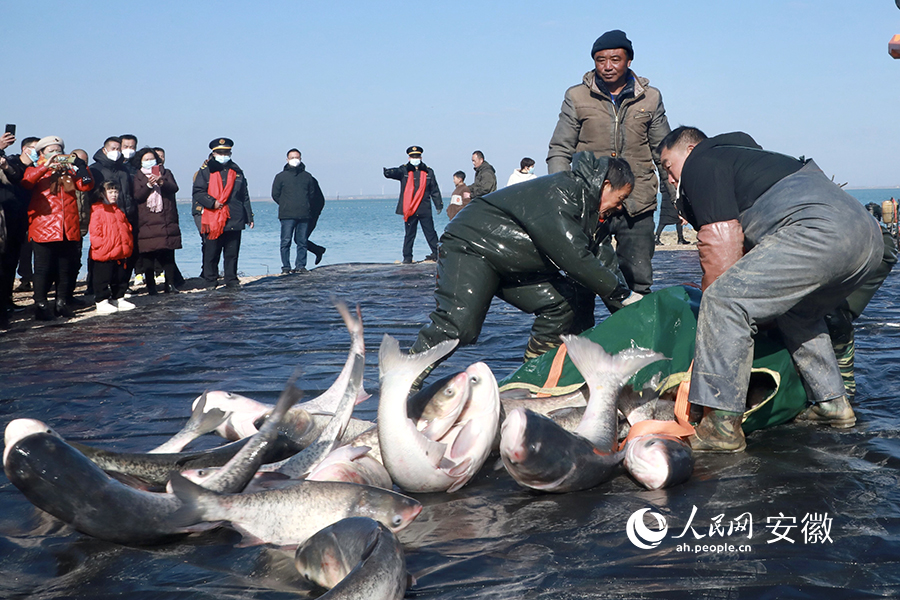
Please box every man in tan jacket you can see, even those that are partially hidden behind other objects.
[547,30,674,303]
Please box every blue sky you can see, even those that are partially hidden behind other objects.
[5,1,900,198]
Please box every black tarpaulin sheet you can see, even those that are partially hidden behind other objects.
[1,252,899,599]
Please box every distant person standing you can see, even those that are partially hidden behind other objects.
[447,171,471,220]
[470,150,497,199]
[192,138,253,290]
[383,146,442,264]
[547,29,674,296]
[120,134,138,175]
[654,194,689,245]
[271,148,325,274]
[507,157,537,187]
[133,147,182,293]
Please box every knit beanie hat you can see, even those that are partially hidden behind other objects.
[591,30,634,60]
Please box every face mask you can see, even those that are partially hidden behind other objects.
[409,158,421,166]
[27,148,39,163]
[142,160,157,169]
[288,158,301,168]
[528,167,535,174]
[215,154,231,164]
[106,150,120,161]
[122,148,135,159]
[45,150,61,159]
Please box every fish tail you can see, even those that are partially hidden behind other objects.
[269,376,305,423]
[169,471,219,527]
[378,335,458,381]
[561,335,666,387]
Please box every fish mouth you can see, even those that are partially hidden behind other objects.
[499,409,527,464]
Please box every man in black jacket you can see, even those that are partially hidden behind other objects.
[410,152,640,365]
[658,126,883,452]
[384,146,442,264]
[271,148,325,274]
[192,138,254,290]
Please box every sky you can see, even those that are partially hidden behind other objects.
[5,1,900,198]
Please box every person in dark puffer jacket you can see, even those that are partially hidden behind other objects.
[271,148,325,273]
[132,148,182,293]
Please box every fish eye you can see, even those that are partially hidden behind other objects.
[469,375,480,385]
[392,515,403,527]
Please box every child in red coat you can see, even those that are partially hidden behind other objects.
[90,181,135,314]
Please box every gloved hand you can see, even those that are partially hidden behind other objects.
[621,291,643,306]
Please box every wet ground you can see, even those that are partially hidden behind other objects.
[1,250,899,599]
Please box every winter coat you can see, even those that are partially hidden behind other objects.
[506,169,537,187]
[191,159,253,231]
[384,163,443,217]
[271,162,324,220]
[547,70,674,217]
[90,149,136,222]
[134,168,182,253]
[469,161,497,199]
[447,183,471,220]
[89,202,133,262]
[22,161,93,244]
[444,151,630,301]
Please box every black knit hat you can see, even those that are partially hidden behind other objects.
[591,30,633,60]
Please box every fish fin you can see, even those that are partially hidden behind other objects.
[355,387,371,405]
[447,420,481,460]
[409,418,448,469]
[169,472,219,527]
[378,335,458,381]
[232,524,270,548]
[561,336,666,387]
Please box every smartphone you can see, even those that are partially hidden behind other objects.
[151,165,161,177]
[4,124,14,136]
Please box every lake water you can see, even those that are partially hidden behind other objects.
[79,188,900,279]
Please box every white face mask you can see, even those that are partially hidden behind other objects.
[528,167,535,174]
[106,150,120,161]
[409,158,421,166]
[288,158,301,168]
[142,160,157,169]
[215,154,231,164]
[122,148,135,159]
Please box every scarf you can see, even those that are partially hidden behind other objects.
[402,169,429,222]
[201,168,236,240]
[141,167,164,213]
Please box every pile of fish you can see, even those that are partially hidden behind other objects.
[3,300,695,599]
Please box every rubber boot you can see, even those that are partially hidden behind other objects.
[678,236,690,245]
[688,408,746,453]
[795,396,856,428]
[313,246,326,265]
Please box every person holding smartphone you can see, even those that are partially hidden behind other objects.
[132,148,182,293]
[20,136,94,320]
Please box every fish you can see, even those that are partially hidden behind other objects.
[498,385,588,416]
[407,372,471,441]
[499,408,623,493]
[4,429,189,545]
[149,391,230,454]
[499,338,666,493]
[294,517,409,599]
[69,429,304,489]
[194,376,304,493]
[376,335,460,493]
[265,352,365,479]
[169,472,422,548]
[561,335,666,449]
[186,354,366,486]
[429,361,501,493]
[307,446,392,490]
[623,434,694,490]
[377,336,500,493]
